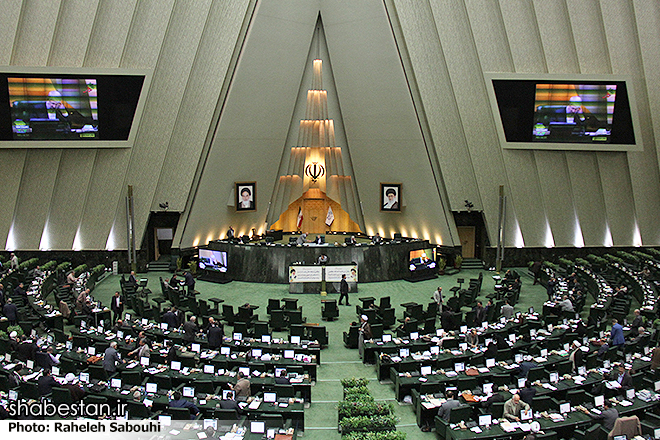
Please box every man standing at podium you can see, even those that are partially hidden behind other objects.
[339,274,350,306]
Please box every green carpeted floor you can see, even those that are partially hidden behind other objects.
[87,268,591,439]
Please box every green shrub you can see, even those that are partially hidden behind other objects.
[558,258,574,267]
[542,261,557,270]
[338,400,394,419]
[617,251,639,263]
[586,254,608,266]
[339,415,398,432]
[575,258,590,266]
[632,251,653,261]
[344,385,371,397]
[0,330,6,339]
[342,377,370,389]
[73,264,89,276]
[603,254,624,264]
[342,431,407,440]
[92,264,106,275]
[56,262,71,272]
[344,393,374,403]
[41,260,57,271]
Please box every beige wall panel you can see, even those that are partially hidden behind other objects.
[442,0,519,246]
[462,0,513,72]
[180,1,320,248]
[153,0,249,212]
[76,150,131,249]
[48,0,99,66]
[597,153,636,246]
[498,0,545,73]
[565,152,608,247]
[534,151,584,247]
[46,149,96,250]
[0,0,23,65]
[110,0,214,248]
[11,0,61,65]
[120,0,174,68]
[532,0,577,73]
[0,150,27,249]
[324,0,453,244]
[500,150,546,247]
[392,0,481,214]
[566,0,609,74]
[603,0,660,246]
[634,1,660,195]
[85,0,137,67]
[11,150,61,249]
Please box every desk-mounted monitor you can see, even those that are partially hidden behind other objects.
[594,395,605,407]
[0,67,151,148]
[485,73,640,152]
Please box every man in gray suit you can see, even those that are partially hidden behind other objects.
[581,399,618,430]
[437,389,461,421]
[501,300,515,320]
[103,341,123,374]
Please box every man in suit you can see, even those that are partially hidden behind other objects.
[233,371,251,397]
[162,307,179,329]
[437,389,461,421]
[630,309,643,333]
[169,391,199,419]
[127,271,138,287]
[581,399,618,430]
[3,298,18,325]
[610,319,625,347]
[614,364,633,393]
[219,394,242,415]
[44,346,60,367]
[16,335,37,362]
[183,271,195,297]
[207,318,223,349]
[432,287,443,306]
[503,394,531,422]
[519,381,536,406]
[473,301,486,324]
[338,274,350,306]
[501,300,514,320]
[103,341,123,374]
[13,282,27,301]
[110,291,123,325]
[37,369,59,397]
[183,316,199,343]
[9,253,18,270]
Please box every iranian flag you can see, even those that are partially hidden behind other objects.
[325,206,334,226]
[296,207,303,229]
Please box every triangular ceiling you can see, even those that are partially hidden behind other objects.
[177,0,457,248]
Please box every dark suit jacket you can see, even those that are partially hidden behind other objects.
[619,372,633,389]
[169,398,199,415]
[103,347,120,372]
[207,325,223,348]
[3,303,18,321]
[340,279,349,294]
[111,295,123,313]
[591,407,619,431]
[163,311,178,329]
[183,321,198,342]
[38,375,58,396]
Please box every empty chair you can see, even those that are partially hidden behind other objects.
[404,304,424,321]
[222,305,237,326]
[88,365,109,382]
[289,324,305,337]
[233,321,249,337]
[252,321,269,338]
[267,298,281,314]
[370,323,383,340]
[448,405,473,424]
[423,317,436,334]
[51,387,74,405]
[269,310,286,331]
[343,325,359,348]
[285,310,304,326]
[121,370,143,386]
[309,325,328,346]
[126,400,153,419]
[378,308,396,328]
[378,296,391,310]
[274,384,296,398]
[167,406,196,420]
[322,300,339,321]
[214,408,240,421]
[194,380,215,394]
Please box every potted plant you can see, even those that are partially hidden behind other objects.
[437,256,447,275]
[454,255,463,269]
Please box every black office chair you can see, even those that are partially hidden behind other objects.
[378,296,391,310]
[51,387,74,405]
[448,405,473,424]
[195,380,215,394]
[267,299,281,315]
[213,408,240,421]
[126,400,153,419]
[121,370,143,386]
[88,365,109,382]
[290,324,305,337]
[269,310,286,331]
[252,321,269,338]
[369,323,383,340]
[167,406,195,420]
[322,300,339,321]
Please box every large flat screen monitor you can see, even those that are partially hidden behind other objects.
[409,248,436,272]
[198,248,228,272]
[485,73,640,151]
[0,67,151,148]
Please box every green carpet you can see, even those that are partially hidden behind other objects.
[87,268,590,439]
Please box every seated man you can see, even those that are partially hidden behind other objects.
[503,394,530,422]
[169,391,200,419]
[437,389,461,421]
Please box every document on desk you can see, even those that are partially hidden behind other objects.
[592,408,602,414]
[519,423,531,431]
[500,421,515,432]
[470,426,482,433]
[248,400,261,410]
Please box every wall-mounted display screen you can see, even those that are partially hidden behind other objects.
[0,67,150,148]
[198,249,227,272]
[409,248,436,272]
[485,74,640,151]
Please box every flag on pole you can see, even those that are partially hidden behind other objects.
[325,205,335,226]
[296,206,303,229]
